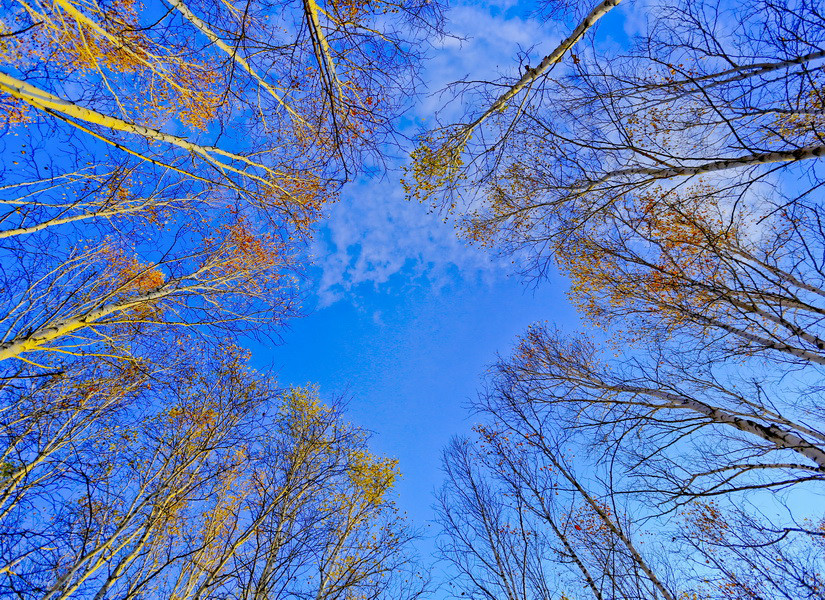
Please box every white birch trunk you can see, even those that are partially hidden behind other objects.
[460,0,622,142]
[609,383,825,471]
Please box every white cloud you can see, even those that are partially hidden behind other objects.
[419,4,561,121]
[311,174,502,308]
[309,3,564,308]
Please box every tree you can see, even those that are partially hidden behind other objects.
[2,0,441,200]
[0,215,298,366]
[438,428,677,600]
[408,0,825,360]
[437,326,825,598]
[421,0,825,597]
[1,1,439,595]
[0,345,423,600]
[1,0,444,371]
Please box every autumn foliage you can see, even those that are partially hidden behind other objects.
[0,0,440,596]
[0,346,417,598]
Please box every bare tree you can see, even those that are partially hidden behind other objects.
[437,322,825,598]
[407,0,825,364]
[438,427,678,600]
[424,4,825,592]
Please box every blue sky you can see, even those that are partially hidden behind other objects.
[257,257,579,528]
[248,0,642,553]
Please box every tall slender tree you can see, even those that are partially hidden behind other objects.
[421,1,825,597]
[0,346,423,600]
[1,0,444,371]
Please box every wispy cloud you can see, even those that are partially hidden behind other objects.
[311,176,501,308]
[310,3,560,308]
[421,3,561,120]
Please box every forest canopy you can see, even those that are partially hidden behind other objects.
[409,0,825,598]
[0,0,439,596]
[3,0,825,598]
